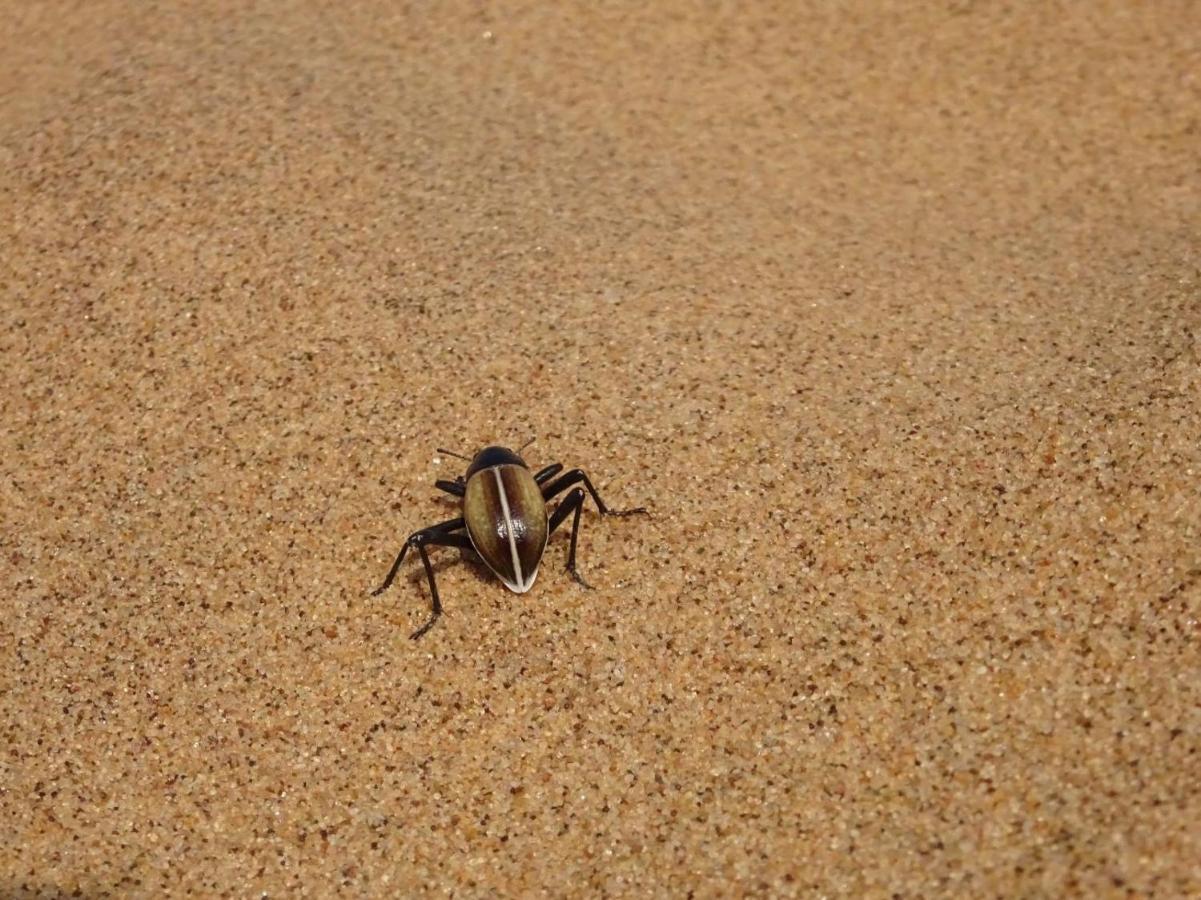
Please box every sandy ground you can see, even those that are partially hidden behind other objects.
[3,2,1200,896]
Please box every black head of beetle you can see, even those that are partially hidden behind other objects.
[370,445,649,639]
[464,444,528,478]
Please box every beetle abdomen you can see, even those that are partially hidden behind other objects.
[464,464,548,593]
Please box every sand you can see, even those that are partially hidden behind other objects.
[2,2,1199,896]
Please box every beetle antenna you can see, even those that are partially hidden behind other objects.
[437,447,472,462]
[518,435,536,453]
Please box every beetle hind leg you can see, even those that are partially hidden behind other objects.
[370,517,471,639]
[548,487,593,589]
[541,468,648,517]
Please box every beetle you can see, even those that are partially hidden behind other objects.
[371,443,648,639]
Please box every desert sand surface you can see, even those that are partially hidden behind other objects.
[3,2,1199,896]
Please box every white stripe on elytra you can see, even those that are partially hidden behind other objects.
[492,468,524,588]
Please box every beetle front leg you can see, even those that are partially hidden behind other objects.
[541,469,648,517]
[434,479,466,497]
[533,462,564,485]
[548,487,593,589]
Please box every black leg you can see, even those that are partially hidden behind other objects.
[371,517,465,596]
[548,487,592,588]
[407,531,473,639]
[434,479,465,497]
[371,517,473,639]
[534,462,564,484]
[541,468,648,517]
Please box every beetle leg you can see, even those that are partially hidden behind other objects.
[370,519,473,639]
[548,487,592,588]
[371,516,465,597]
[541,469,648,517]
[533,462,564,484]
[434,479,466,497]
[407,531,474,640]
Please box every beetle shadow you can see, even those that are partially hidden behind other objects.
[402,545,496,590]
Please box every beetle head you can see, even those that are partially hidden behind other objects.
[464,445,528,478]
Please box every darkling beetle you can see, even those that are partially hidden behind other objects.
[371,442,648,639]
